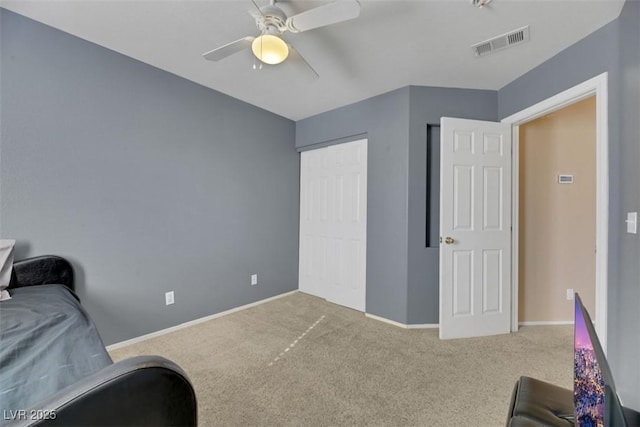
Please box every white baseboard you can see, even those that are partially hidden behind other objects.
[106,290,299,351]
[406,323,439,329]
[365,313,438,329]
[367,316,572,329]
[367,315,571,330]
[518,320,573,326]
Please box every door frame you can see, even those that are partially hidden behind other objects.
[501,72,609,352]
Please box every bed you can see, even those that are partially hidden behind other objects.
[0,256,197,426]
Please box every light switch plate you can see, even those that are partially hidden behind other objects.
[626,212,637,234]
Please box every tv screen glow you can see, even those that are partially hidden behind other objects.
[574,297,605,427]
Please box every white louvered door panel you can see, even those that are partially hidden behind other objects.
[299,139,367,312]
[439,118,512,339]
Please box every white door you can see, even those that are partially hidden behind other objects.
[299,139,367,311]
[439,118,512,339]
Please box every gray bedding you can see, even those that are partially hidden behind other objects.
[0,284,112,415]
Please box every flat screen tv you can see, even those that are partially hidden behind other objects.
[573,293,628,427]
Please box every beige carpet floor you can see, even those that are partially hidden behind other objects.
[109,292,573,427]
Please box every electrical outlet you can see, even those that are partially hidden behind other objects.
[251,274,258,286]
[165,291,175,305]
[566,289,574,301]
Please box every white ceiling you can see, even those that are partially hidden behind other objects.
[1,0,625,121]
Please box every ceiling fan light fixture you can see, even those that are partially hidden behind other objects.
[251,34,289,65]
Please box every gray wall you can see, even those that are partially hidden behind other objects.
[296,88,411,323]
[498,1,640,408]
[0,9,299,345]
[296,86,497,324]
[407,87,497,324]
[614,0,640,410]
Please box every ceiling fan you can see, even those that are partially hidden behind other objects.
[202,0,361,77]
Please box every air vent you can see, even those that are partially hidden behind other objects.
[472,26,530,57]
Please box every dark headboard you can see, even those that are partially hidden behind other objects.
[10,255,75,292]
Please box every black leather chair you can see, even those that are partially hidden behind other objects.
[506,376,574,427]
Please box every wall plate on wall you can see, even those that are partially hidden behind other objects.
[626,212,637,234]
[557,174,574,184]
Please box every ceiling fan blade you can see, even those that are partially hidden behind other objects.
[202,36,255,61]
[248,0,264,18]
[286,0,360,33]
[289,44,319,79]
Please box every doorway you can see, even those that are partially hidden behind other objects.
[503,72,609,351]
[517,96,597,324]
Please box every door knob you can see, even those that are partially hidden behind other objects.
[444,237,455,245]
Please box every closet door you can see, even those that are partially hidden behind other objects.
[299,139,367,312]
